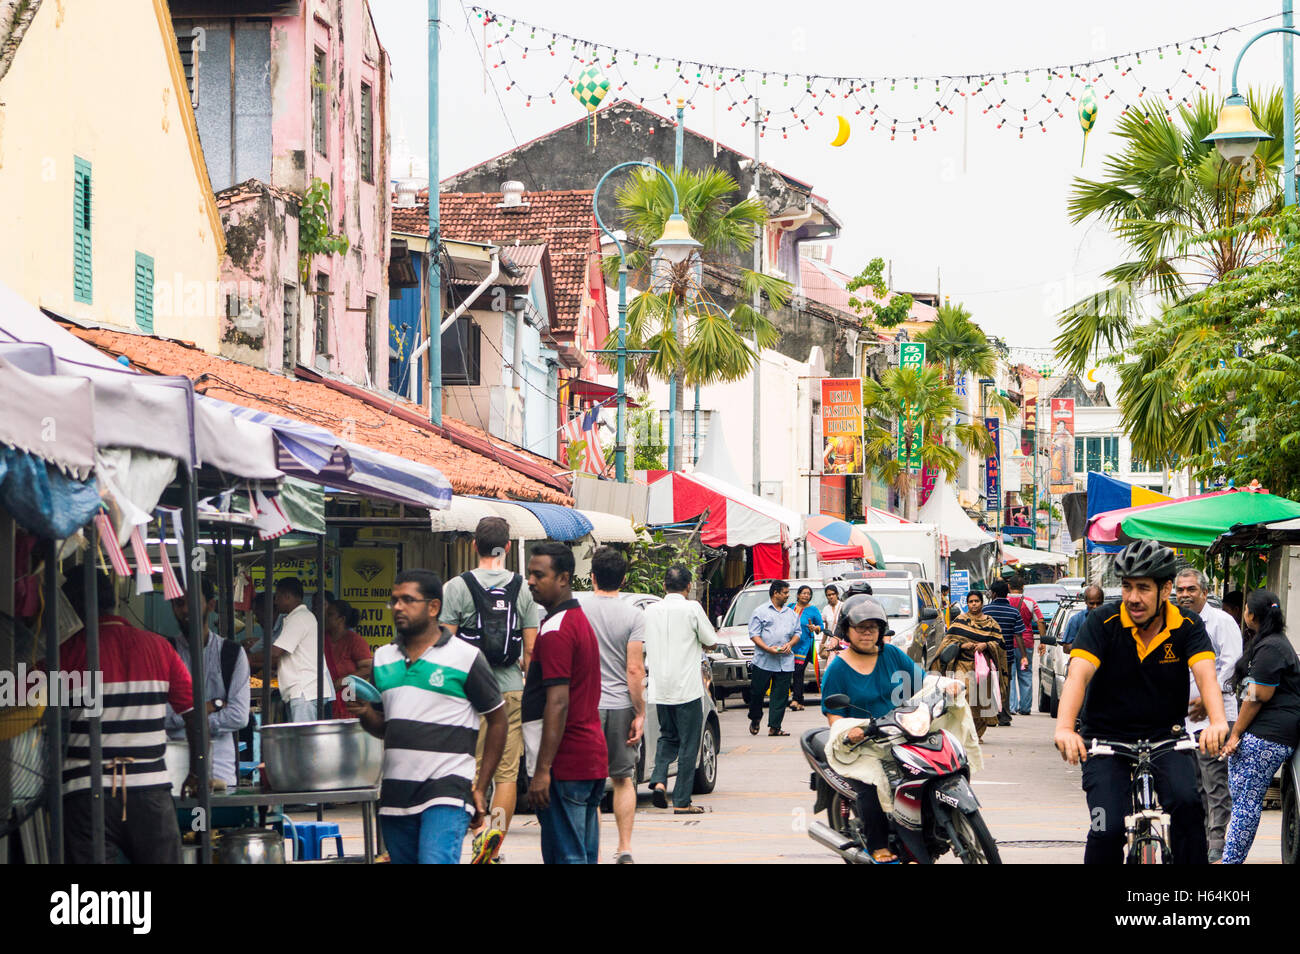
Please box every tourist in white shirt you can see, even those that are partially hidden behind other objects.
[641,565,717,813]
[1175,568,1243,863]
[271,577,332,722]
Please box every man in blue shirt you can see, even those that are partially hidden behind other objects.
[1062,585,1105,651]
[982,578,1026,726]
[747,580,800,737]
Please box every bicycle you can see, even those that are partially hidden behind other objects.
[1088,733,1199,864]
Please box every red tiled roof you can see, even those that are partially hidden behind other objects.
[393,189,600,334]
[67,327,572,505]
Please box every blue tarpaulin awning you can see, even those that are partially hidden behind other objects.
[512,501,593,542]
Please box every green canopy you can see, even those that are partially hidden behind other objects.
[1119,490,1300,549]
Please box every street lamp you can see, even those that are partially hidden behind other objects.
[592,162,699,481]
[1202,17,1296,205]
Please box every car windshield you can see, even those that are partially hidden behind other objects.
[1037,599,1060,620]
[867,585,915,618]
[724,586,828,627]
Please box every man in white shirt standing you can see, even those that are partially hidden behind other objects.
[272,577,331,722]
[1176,568,1243,863]
[641,564,717,814]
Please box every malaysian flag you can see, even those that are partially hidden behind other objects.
[563,402,609,476]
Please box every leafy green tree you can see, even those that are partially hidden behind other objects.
[603,166,790,469]
[845,258,914,328]
[1054,91,1287,374]
[863,364,1006,520]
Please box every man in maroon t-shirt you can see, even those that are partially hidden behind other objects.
[1007,575,1045,716]
[522,541,607,864]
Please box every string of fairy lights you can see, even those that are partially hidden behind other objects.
[467,6,1283,142]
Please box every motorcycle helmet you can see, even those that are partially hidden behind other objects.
[835,595,892,641]
[841,580,874,597]
[1114,538,1178,584]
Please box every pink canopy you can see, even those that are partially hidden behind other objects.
[1087,489,1229,543]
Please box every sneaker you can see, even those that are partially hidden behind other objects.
[612,851,635,864]
[470,828,504,865]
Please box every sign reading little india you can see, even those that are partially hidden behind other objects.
[985,417,1001,513]
[897,342,925,469]
[821,377,863,476]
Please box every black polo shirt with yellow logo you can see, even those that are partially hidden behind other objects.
[1070,601,1215,741]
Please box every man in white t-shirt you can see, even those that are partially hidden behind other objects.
[271,577,332,722]
[1175,568,1243,863]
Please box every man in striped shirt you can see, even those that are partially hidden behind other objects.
[59,567,203,864]
[349,569,505,864]
[982,578,1026,727]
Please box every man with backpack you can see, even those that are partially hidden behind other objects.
[166,578,251,788]
[441,516,540,863]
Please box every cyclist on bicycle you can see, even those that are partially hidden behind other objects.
[1053,539,1228,863]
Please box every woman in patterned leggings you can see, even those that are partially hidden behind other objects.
[1220,591,1300,864]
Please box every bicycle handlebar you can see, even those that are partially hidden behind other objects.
[1088,736,1198,758]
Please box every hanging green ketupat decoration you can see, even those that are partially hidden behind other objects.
[572,63,611,147]
[1078,84,1099,165]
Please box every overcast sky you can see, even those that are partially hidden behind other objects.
[371,0,1292,368]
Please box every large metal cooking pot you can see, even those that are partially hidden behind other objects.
[259,719,382,792]
[216,828,285,864]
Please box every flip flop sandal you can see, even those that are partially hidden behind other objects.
[651,786,668,809]
[749,721,760,736]
[769,728,790,736]
[674,804,706,814]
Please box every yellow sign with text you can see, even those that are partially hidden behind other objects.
[340,547,399,651]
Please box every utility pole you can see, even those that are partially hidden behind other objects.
[668,99,685,471]
[1286,0,1296,208]
[427,0,442,425]
[751,99,762,495]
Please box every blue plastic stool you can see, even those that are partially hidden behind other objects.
[293,821,344,860]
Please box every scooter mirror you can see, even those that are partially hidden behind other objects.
[824,694,852,710]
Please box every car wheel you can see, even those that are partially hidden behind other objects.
[1282,771,1299,865]
[1049,678,1060,719]
[693,718,719,795]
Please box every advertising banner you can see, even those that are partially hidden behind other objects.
[950,569,971,608]
[1049,398,1076,493]
[340,546,399,651]
[821,377,863,476]
[1021,377,1038,457]
[985,417,1001,512]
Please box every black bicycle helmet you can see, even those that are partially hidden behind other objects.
[835,595,892,640]
[1114,538,1178,583]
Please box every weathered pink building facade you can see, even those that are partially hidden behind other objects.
[171,0,391,387]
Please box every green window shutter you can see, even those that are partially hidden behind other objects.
[134,252,154,333]
[73,156,92,303]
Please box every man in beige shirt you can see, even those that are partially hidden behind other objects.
[641,565,716,813]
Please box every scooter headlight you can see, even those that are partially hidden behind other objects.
[894,705,932,738]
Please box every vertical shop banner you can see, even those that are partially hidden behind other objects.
[950,569,971,608]
[341,547,399,651]
[897,343,926,469]
[1021,378,1038,457]
[821,377,864,476]
[1049,398,1076,493]
[985,417,1001,511]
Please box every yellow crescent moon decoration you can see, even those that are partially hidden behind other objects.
[830,115,851,147]
[1087,367,1098,383]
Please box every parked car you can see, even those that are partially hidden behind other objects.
[1037,588,1120,716]
[1057,577,1085,591]
[572,591,721,804]
[1023,582,1069,625]
[710,578,831,705]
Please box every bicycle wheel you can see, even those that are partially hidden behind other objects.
[949,809,1002,864]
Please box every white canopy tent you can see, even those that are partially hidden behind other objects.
[1002,543,1070,567]
[917,481,995,553]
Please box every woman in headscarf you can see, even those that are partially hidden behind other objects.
[929,590,1007,738]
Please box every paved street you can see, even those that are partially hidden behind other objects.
[321,686,1282,865]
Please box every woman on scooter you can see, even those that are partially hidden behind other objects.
[820,596,929,863]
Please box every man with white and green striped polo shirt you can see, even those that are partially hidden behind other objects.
[349,569,506,864]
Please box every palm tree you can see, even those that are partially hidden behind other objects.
[915,302,997,385]
[1054,90,1287,373]
[603,165,790,468]
[863,365,1001,520]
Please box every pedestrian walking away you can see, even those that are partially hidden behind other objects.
[1174,568,1242,862]
[1053,539,1227,864]
[1007,575,1044,716]
[789,585,822,711]
[1220,591,1300,864]
[576,546,646,861]
[983,579,1026,726]
[350,570,506,865]
[440,516,540,863]
[746,580,800,736]
[523,542,608,864]
[642,564,717,814]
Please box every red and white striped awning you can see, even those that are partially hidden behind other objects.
[644,471,795,548]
